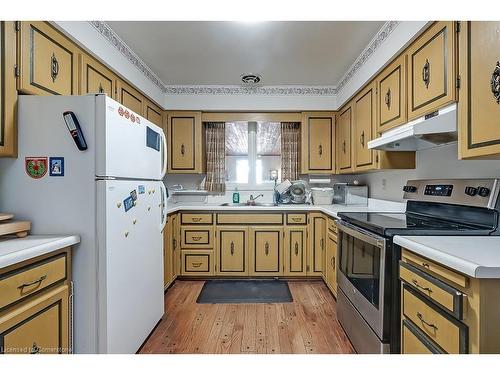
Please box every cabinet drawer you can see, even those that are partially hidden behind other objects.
[181,251,213,276]
[407,21,456,120]
[217,213,283,225]
[377,54,407,133]
[180,213,213,225]
[402,319,444,354]
[327,217,338,234]
[0,254,67,310]
[181,227,214,249]
[286,213,307,225]
[400,261,466,319]
[0,285,69,354]
[402,285,468,353]
[19,22,78,96]
[402,249,468,288]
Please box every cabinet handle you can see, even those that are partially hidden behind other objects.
[384,88,391,109]
[191,236,202,241]
[416,312,438,330]
[412,279,433,293]
[173,238,177,249]
[230,241,235,255]
[18,275,47,290]
[421,262,430,269]
[291,217,301,222]
[98,83,104,94]
[191,262,202,268]
[180,144,185,156]
[331,256,335,267]
[342,140,346,154]
[318,144,323,156]
[491,61,500,104]
[294,242,299,255]
[31,342,41,354]
[265,242,269,255]
[422,59,430,89]
[320,238,324,250]
[50,53,59,82]
[191,217,202,222]
[360,131,365,147]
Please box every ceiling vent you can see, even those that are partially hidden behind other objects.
[240,73,262,86]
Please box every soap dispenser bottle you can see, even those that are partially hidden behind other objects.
[232,187,240,204]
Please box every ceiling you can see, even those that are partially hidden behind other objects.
[106,21,385,87]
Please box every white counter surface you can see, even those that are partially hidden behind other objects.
[0,235,80,269]
[166,198,405,218]
[394,235,500,279]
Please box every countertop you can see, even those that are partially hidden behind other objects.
[166,198,406,219]
[0,235,80,269]
[394,235,500,279]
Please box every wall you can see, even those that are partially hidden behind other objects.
[351,143,500,202]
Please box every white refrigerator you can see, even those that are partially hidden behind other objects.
[0,94,167,353]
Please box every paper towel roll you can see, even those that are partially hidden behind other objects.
[309,178,332,184]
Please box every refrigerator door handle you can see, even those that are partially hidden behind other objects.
[160,133,168,179]
[160,181,168,231]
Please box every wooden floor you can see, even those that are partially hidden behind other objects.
[140,280,355,354]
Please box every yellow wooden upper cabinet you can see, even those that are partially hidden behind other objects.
[376,54,407,133]
[336,102,353,174]
[459,21,500,159]
[407,21,457,121]
[144,100,163,127]
[166,111,204,174]
[18,22,79,96]
[353,82,376,171]
[0,21,17,158]
[116,79,145,116]
[79,54,118,99]
[300,112,335,174]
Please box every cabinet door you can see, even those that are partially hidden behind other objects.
[144,100,163,127]
[0,21,17,157]
[407,22,457,120]
[216,227,248,276]
[326,231,338,297]
[166,111,204,173]
[353,83,376,171]
[377,54,407,133]
[308,214,326,276]
[18,21,78,96]
[172,214,180,278]
[250,227,283,276]
[0,285,69,354]
[163,216,174,289]
[79,54,117,99]
[337,104,352,173]
[117,80,144,116]
[301,112,335,173]
[284,226,307,276]
[458,22,500,159]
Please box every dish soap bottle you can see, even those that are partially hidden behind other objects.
[232,187,240,204]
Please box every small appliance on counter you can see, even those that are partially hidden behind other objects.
[311,187,334,205]
[274,179,309,204]
[333,182,368,206]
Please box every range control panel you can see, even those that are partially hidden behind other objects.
[402,179,500,209]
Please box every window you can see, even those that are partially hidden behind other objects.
[225,121,281,186]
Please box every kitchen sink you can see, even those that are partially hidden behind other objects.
[219,202,278,207]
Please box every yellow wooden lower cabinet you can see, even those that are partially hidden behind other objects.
[216,227,248,276]
[284,226,307,276]
[0,248,72,354]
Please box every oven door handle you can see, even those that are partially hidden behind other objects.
[336,221,386,248]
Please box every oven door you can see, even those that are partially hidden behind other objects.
[337,220,388,340]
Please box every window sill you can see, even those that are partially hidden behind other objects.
[225,182,276,191]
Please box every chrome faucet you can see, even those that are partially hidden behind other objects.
[247,194,264,205]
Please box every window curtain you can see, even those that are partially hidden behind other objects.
[204,122,226,192]
[281,122,301,181]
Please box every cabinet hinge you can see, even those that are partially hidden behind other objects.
[15,21,21,32]
[455,21,461,33]
[456,76,461,89]
[14,64,20,78]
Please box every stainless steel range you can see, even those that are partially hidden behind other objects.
[335,179,500,354]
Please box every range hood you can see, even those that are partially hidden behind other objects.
[368,103,457,151]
